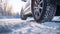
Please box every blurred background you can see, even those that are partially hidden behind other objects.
[0,0,23,19]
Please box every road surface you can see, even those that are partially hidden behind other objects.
[0,17,60,34]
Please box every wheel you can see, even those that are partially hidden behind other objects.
[32,0,57,23]
[20,8,27,20]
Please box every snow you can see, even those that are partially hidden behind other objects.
[0,18,60,34]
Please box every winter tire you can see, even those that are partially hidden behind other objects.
[32,0,57,23]
[20,8,27,20]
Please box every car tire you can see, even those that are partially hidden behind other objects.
[20,8,27,20]
[32,0,57,23]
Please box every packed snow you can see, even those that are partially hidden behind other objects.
[0,17,60,34]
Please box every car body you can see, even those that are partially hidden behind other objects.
[21,0,31,15]
[20,0,60,23]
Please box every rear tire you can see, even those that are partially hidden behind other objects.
[20,8,27,20]
[32,0,57,23]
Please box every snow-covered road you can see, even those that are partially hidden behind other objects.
[0,18,60,34]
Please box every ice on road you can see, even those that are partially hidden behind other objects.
[0,18,60,34]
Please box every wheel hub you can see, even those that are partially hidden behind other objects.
[33,0,43,20]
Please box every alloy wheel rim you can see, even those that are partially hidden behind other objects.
[33,0,43,20]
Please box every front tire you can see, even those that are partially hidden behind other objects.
[32,0,57,23]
